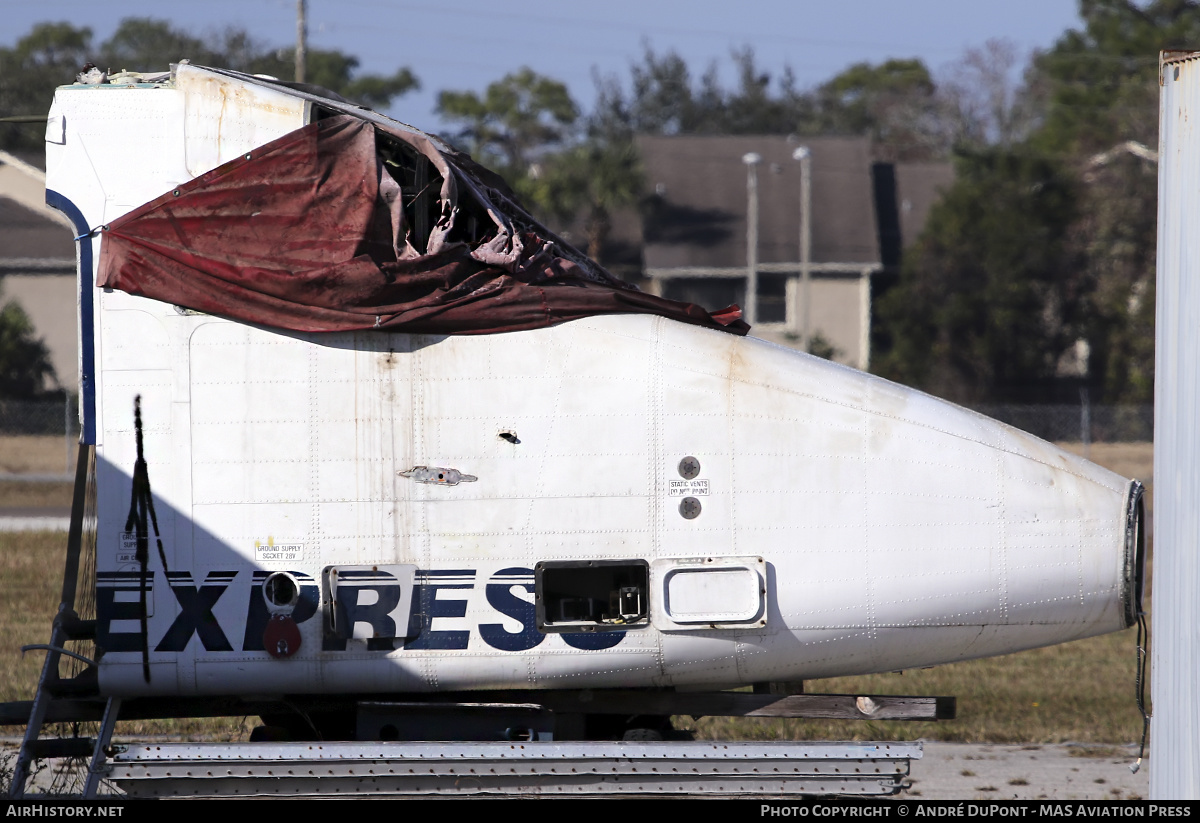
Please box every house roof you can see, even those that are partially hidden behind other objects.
[637,134,882,271]
[894,161,955,249]
[0,149,75,270]
[0,196,74,264]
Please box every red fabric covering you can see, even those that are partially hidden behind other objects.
[97,115,748,337]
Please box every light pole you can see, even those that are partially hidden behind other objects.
[295,0,308,83]
[792,146,812,350]
[743,152,762,327]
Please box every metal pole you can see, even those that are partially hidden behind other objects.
[742,152,762,328]
[793,147,812,351]
[1080,387,1091,460]
[83,698,121,798]
[295,0,307,84]
[1151,51,1200,799]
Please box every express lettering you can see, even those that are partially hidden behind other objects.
[96,567,626,653]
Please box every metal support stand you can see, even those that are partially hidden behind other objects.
[7,444,95,798]
[83,698,120,798]
[9,623,67,797]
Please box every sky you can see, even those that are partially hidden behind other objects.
[1,0,1085,131]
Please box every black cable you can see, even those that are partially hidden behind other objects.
[1131,610,1150,773]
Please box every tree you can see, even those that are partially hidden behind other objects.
[873,2,1198,404]
[607,47,701,135]
[322,61,418,111]
[0,297,56,398]
[873,150,1081,404]
[1071,147,1158,403]
[591,46,944,161]
[98,17,215,69]
[722,48,808,134]
[0,18,419,151]
[592,46,812,137]
[0,22,92,151]
[437,68,578,176]
[526,138,643,263]
[234,44,419,109]
[95,18,419,108]
[937,39,1039,150]
[811,58,944,161]
[1022,0,1197,402]
[437,69,644,265]
[1031,0,1200,155]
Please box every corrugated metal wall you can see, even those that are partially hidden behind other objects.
[1152,51,1200,800]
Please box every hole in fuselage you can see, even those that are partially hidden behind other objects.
[263,572,300,610]
[535,561,649,632]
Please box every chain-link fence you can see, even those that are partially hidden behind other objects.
[972,404,1154,445]
[0,398,79,437]
[0,398,80,479]
[0,397,1154,480]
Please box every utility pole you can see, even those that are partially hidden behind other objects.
[793,146,812,351]
[295,0,307,83]
[742,152,762,328]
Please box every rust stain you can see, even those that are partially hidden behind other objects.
[216,81,228,159]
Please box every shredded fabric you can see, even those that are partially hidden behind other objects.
[97,115,748,337]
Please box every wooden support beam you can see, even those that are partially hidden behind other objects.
[0,690,955,727]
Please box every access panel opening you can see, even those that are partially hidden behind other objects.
[536,560,649,633]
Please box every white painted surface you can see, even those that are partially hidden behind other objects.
[651,557,767,630]
[665,568,761,622]
[1151,51,1200,800]
[176,64,308,178]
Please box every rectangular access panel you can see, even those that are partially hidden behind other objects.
[535,560,650,633]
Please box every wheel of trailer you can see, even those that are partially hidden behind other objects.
[621,727,663,741]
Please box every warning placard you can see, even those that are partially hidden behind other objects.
[668,479,709,497]
[117,532,138,563]
[255,542,303,562]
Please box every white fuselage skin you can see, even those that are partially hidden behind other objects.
[45,67,1138,697]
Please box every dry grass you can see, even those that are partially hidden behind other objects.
[685,626,1146,744]
[0,435,77,508]
[0,531,249,741]
[0,531,64,705]
[0,436,77,476]
[1069,745,1127,758]
[0,482,74,509]
[1058,441,1154,517]
[1055,442,1153,485]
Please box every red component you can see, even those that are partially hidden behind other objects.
[97,115,748,337]
[263,614,301,659]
